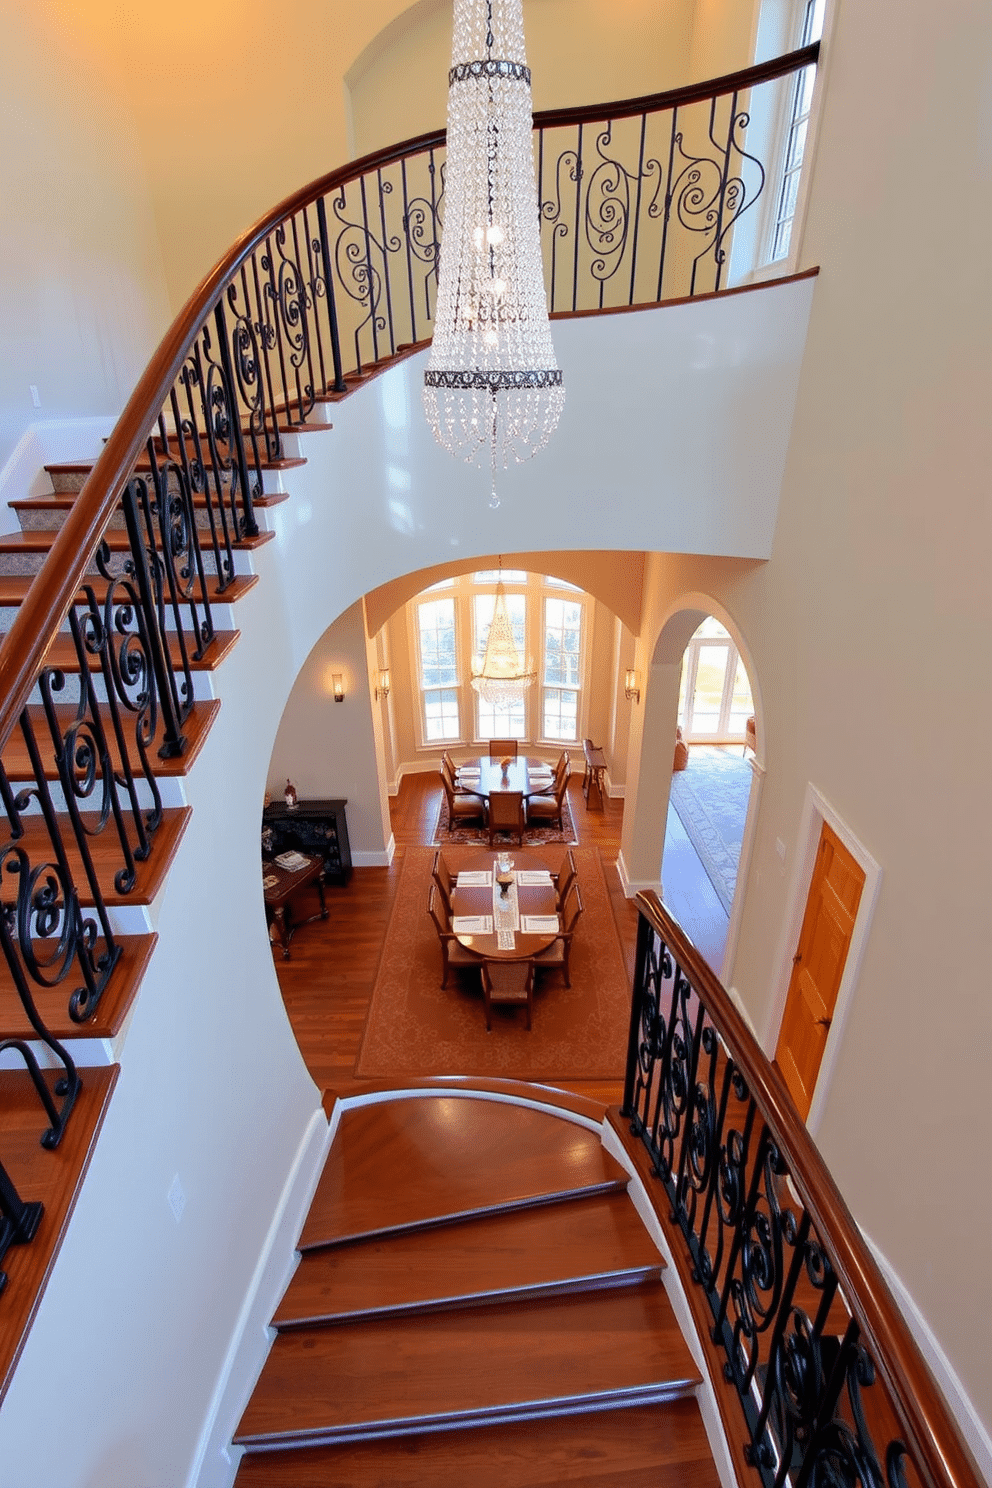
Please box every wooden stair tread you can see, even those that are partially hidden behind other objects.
[233,1396,721,1488]
[0,1065,118,1406]
[0,528,274,553]
[235,1283,700,1449]
[2,699,220,783]
[0,933,156,1040]
[0,573,259,608]
[276,1190,663,1326]
[44,454,307,475]
[300,1097,627,1248]
[11,490,289,511]
[1,807,190,907]
[0,630,238,673]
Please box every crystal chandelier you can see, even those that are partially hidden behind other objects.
[471,561,536,708]
[424,0,564,507]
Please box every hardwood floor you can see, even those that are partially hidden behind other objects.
[274,772,639,1107]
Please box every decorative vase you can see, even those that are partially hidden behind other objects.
[284,779,298,809]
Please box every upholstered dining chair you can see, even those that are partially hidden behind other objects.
[488,789,525,848]
[488,739,518,760]
[431,848,456,914]
[428,883,482,989]
[532,882,583,987]
[480,959,534,1032]
[442,754,485,805]
[526,763,570,831]
[440,767,486,832]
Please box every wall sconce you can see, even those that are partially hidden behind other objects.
[375,668,391,702]
[332,673,345,703]
[624,668,641,704]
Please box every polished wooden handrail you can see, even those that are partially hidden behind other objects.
[632,889,983,1488]
[0,41,819,757]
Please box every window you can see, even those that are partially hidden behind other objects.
[473,591,527,739]
[678,618,754,743]
[543,596,582,740]
[407,571,588,747]
[768,0,827,262]
[417,595,460,740]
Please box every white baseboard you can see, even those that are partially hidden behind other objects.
[352,838,395,867]
[861,1230,992,1485]
[606,774,626,799]
[726,985,758,1039]
[602,1121,739,1488]
[188,1106,331,1488]
[615,848,661,901]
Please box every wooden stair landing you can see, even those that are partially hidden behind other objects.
[300,1095,628,1248]
[234,1092,717,1485]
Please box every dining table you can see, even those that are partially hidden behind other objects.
[453,755,556,803]
[448,849,562,962]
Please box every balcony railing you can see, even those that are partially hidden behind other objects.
[0,47,817,1303]
[622,893,983,1488]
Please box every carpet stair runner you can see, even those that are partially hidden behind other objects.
[233,1092,722,1487]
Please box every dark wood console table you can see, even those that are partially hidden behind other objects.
[262,798,352,884]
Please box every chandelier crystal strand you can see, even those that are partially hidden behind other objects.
[424,0,564,500]
[471,559,536,708]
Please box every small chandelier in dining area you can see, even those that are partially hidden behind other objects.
[423,0,564,507]
[471,563,536,708]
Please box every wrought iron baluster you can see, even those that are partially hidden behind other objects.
[301,204,327,401]
[658,105,678,300]
[118,474,188,760]
[400,156,418,344]
[0,1143,43,1292]
[376,169,397,358]
[214,299,259,537]
[315,195,347,394]
[572,122,583,313]
[249,248,284,452]
[358,173,380,367]
[628,111,649,305]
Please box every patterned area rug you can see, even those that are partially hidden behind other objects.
[355,846,630,1079]
[669,745,751,914]
[432,791,578,847]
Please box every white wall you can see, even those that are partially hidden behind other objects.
[0,4,171,471]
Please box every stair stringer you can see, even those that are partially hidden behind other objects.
[603,1117,741,1488]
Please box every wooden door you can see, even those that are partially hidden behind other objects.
[775,822,865,1120]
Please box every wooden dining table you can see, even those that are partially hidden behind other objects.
[449,849,561,962]
[454,755,557,803]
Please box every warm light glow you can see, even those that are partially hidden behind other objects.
[375,668,391,701]
[332,673,345,702]
[624,668,641,703]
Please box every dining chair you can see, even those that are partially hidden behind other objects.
[440,767,486,831]
[488,739,518,760]
[442,754,485,804]
[480,959,534,1031]
[431,847,456,914]
[552,847,577,910]
[428,883,483,989]
[532,882,583,987]
[526,762,570,831]
[487,789,524,848]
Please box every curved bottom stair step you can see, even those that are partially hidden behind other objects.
[275,1190,664,1327]
[301,1096,628,1248]
[234,1282,700,1451]
[233,1397,721,1488]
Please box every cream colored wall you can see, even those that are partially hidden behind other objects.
[347,0,697,159]
[621,0,992,1436]
[266,600,392,857]
[0,1,171,469]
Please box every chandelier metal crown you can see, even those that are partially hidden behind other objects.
[424,0,564,506]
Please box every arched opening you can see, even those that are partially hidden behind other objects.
[650,599,764,981]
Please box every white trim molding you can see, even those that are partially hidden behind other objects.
[763,782,882,1137]
[862,1229,992,1486]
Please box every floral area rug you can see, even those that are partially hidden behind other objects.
[355,845,630,1080]
[669,744,751,914]
[432,791,578,847]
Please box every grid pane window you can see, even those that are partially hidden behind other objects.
[477,695,526,738]
[542,597,582,741]
[418,597,459,739]
[544,689,578,740]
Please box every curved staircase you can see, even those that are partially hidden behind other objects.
[232,1092,722,1487]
